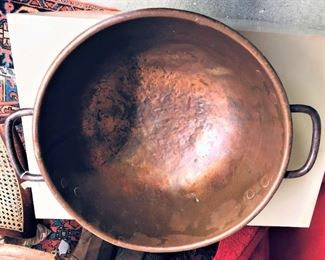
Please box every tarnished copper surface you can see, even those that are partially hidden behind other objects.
[31,9,293,252]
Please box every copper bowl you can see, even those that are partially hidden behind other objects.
[5,9,321,252]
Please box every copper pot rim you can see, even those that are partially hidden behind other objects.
[32,8,292,252]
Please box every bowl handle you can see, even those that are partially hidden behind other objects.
[4,108,43,181]
[285,104,321,178]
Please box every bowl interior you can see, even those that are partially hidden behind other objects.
[36,15,288,250]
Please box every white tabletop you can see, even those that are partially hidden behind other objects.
[7,11,325,227]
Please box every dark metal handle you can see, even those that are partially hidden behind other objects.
[285,104,321,178]
[4,108,43,181]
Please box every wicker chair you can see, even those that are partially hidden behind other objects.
[0,125,37,239]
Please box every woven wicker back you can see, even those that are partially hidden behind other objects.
[0,136,24,233]
[0,126,36,238]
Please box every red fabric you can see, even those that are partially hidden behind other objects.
[269,184,325,260]
[214,226,269,260]
[214,182,325,260]
[250,234,269,260]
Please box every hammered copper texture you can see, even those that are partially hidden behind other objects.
[35,14,289,251]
